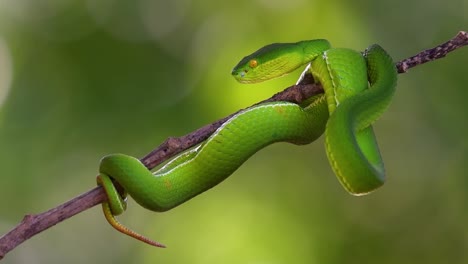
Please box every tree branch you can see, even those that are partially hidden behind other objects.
[0,30,466,260]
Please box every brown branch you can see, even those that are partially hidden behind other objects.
[396,31,468,73]
[0,187,106,260]
[1,30,466,260]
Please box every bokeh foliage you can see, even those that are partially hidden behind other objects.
[0,0,467,263]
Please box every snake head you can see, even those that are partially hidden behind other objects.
[231,39,330,84]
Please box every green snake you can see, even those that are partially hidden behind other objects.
[96,39,397,247]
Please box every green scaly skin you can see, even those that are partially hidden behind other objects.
[96,40,397,246]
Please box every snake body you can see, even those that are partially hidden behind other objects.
[96,40,397,246]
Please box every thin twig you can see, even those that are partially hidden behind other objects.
[0,30,466,260]
[0,187,106,260]
[396,31,467,73]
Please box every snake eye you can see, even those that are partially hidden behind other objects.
[249,59,258,68]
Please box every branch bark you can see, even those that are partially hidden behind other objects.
[1,30,466,260]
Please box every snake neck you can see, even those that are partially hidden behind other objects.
[309,48,368,115]
[354,44,397,131]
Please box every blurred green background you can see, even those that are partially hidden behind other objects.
[0,0,467,263]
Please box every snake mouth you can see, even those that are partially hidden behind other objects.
[235,70,246,78]
[232,69,249,82]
